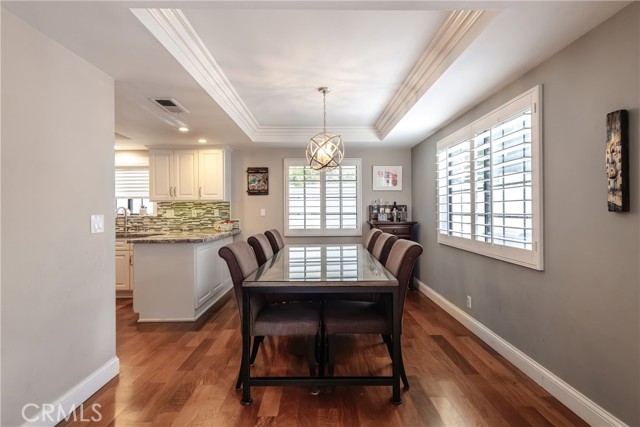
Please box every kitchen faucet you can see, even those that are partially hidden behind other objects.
[116,207,128,235]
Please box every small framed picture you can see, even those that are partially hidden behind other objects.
[373,166,402,191]
[247,167,269,195]
[606,110,629,212]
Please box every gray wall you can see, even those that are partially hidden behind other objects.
[411,4,639,425]
[230,147,413,243]
[1,11,116,426]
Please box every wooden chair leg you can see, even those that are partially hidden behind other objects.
[327,335,336,377]
[235,363,243,391]
[316,328,325,377]
[382,334,392,351]
[382,334,409,389]
[308,335,319,395]
[398,340,410,389]
[249,336,264,366]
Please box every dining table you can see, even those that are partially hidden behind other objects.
[241,243,402,405]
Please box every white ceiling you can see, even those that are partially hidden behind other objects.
[3,1,630,150]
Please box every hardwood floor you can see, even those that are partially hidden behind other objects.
[59,292,588,427]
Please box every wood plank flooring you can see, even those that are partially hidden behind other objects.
[59,291,588,427]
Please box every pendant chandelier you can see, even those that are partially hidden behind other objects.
[305,87,344,171]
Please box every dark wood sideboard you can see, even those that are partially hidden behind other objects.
[367,220,417,241]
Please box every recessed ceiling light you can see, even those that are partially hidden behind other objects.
[178,126,189,132]
[198,139,207,144]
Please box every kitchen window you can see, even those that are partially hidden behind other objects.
[284,158,362,237]
[115,167,153,215]
[436,85,543,270]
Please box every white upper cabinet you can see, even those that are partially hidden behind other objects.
[173,150,199,200]
[149,148,228,201]
[149,150,173,200]
[198,149,226,200]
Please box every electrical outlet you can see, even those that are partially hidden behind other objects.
[260,208,266,217]
[192,208,197,217]
[213,209,220,217]
[466,295,472,309]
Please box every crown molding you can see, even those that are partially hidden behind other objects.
[131,8,260,139]
[375,10,495,139]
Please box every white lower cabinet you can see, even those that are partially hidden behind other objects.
[195,238,231,309]
[133,237,233,322]
[195,242,214,308]
[116,240,133,292]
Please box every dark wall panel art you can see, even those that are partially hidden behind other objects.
[606,109,629,212]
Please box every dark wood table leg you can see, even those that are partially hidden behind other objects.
[390,287,402,405]
[241,289,252,405]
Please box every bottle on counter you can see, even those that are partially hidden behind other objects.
[392,201,398,222]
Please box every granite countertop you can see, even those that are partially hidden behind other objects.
[118,230,240,244]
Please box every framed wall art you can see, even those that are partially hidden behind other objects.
[606,110,629,212]
[373,166,402,191]
[247,167,269,195]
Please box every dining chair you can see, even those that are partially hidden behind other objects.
[322,239,423,389]
[264,229,285,254]
[363,228,383,252]
[218,241,322,394]
[371,232,399,265]
[247,233,274,266]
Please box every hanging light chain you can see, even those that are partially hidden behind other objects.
[322,88,327,133]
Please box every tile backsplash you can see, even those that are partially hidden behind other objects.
[116,201,230,233]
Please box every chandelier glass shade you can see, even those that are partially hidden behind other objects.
[305,87,344,172]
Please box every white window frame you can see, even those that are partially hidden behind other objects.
[284,158,362,237]
[436,85,544,270]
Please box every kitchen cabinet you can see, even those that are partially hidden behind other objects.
[115,240,133,294]
[149,148,228,201]
[149,149,199,200]
[198,149,226,200]
[133,236,233,322]
[195,237,230,309]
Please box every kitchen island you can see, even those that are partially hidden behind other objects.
[127,230,239,322]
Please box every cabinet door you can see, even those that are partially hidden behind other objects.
[210,238,228,294]
[149,150,173,201]
[199,149,225,200]
[115,250,130,291]
[173,150,199,200]
[194,243,213,309]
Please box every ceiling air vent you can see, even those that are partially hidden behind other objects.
[150,98,189,114]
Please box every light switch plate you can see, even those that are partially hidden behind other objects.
[260,208,266,217]
[91,214,104,234]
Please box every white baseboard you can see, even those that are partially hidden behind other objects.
[21,357,119,427]
[415,279,627,427]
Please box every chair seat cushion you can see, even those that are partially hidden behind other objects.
[323,300,390,335]
[254,301,321,336]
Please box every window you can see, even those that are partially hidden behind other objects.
[115,167,153,215]
[436,86,543,270]
[284,158,362,237]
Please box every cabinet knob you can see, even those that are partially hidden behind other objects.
[129,255,133,266]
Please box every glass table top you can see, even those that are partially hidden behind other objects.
[243,244,397,287]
